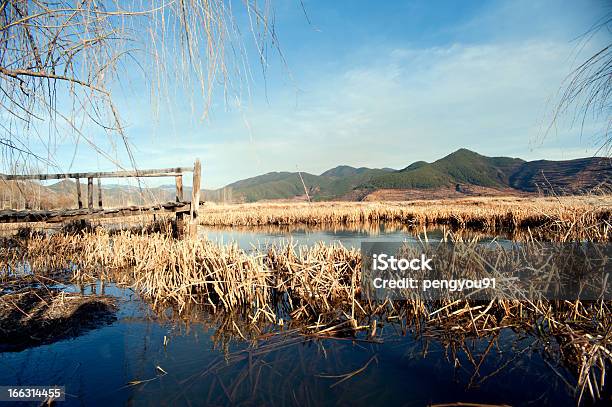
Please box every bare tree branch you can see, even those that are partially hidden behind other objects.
[552,13,612,155]
[0,0,278,175]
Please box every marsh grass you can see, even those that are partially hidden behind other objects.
[198,197,611,241]
[0,282,116,351]
[1,225,610,402]
[1,195,611,403]
[1,196,609,240]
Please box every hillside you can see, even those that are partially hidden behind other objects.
[0,180,72,209]
[220,166,393,202]
[223,172,331,202]
[320,166,378,178]
[509,157,612,194]
[362,149,525,190]
[47,180,177,207]
[207,149,610,202]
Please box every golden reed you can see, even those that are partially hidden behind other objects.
[197,197,611,240]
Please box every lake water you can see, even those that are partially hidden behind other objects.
[198,223,513,251]
[0,225,591,406]
[0,282,579,406]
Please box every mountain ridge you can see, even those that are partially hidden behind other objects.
[207,149,610,202]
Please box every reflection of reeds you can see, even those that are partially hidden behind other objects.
[201,221,521,241]
[1,228,610,402]
[198,197,611,241]
[156,301,604,405]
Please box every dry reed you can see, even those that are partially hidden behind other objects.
[1,213,611,402]
[197,197,611,241]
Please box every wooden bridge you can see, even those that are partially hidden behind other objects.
[0,159,202,229]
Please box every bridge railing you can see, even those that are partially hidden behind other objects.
[0,159,201,220]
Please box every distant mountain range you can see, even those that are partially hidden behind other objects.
[204,149,611,202]
[1,149,609,209]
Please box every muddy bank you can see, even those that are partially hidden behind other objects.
[0,286,117,352]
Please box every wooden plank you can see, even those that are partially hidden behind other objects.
[87,177,93,211]
[97,178,103,208]
[0,166,193,181]
[76,178,83,209]
[175,174,183,202]
[0,201,191,223]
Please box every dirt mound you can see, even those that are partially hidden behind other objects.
[0,287,117,352]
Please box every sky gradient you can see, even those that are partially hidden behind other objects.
[25,0,612,188]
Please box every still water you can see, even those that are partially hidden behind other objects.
[0,226,586,406]
[198,223,513,250]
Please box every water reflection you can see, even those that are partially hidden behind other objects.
[0,283,579,406]
[198,223,514,251]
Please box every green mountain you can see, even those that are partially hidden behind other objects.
[400,161,428,172]
[221,167,393,202]
[320,165,377,178]
[224,172,332,202]
[316,167,392,201]
[209,149,609,202]
[363,149,525,189]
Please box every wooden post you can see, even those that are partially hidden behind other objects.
[87,177,93,211]
[174,172,184,234]
[76,178,83,209]
[175,173,183,202]
[189,159,201,237]
[97,178,103,208]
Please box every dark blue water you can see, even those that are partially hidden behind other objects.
[0,281,578,406]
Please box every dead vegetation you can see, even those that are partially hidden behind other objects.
[197,197,611,241]
[1,223,610,402]
[1,1,278,173]
[0,196,610,402]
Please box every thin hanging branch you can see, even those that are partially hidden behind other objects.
[0,0,278,174]
[552,13,612,155]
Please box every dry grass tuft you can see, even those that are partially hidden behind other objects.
[0,284,116,351]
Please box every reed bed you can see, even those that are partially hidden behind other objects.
[1,223,611,402]
[201,221,518,241]
[198,197,611,241]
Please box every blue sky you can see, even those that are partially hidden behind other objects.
[25,0,612,188]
